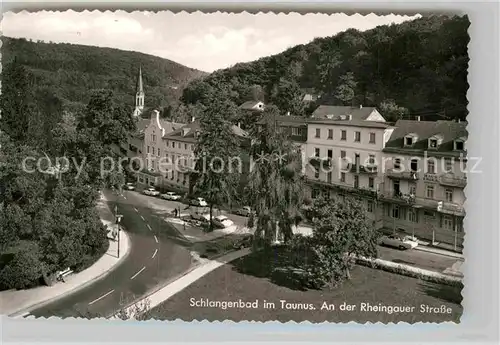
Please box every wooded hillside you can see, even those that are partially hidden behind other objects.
[1,37,207,113]
[180,15,470,122]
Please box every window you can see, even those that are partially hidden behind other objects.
[445,188,453,202]
[185,144,188,150]
[392,205,400,219]
[315,128,321,138]
[426,185,435,199]
[410,159,418,172]
[393,180,400,196]
[354,175,359,189]
[409,209,418,223]
[191,145,194,151]
[455,141,464,151]
[312,189,320,199]
[424,210,435,218]
[369,177,374,189]
[429,139,438,148]
[292,127,299,135]
[443,215,453,230]
[394,158,401,170]
[354,131,361,142]
[427,160,435,174]
[340,172,346,183]
[314,170,320,178]
[367,200,374,213]
[147,146,150,154]
[327,149,333,159]
[314,148,320,157]
[340,150,346,159]
[369,132,376,144]
[369,154,375,165]
[341,130,347,141]
[409,183,416,196]
[405,137,413,146]
[165,141,169,147]
[157,148,160,156]
[327,172,333,183]
[172,142,176,149]
[328,129,333,139]
[445,159,453,172]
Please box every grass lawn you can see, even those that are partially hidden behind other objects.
[148,249,463,323]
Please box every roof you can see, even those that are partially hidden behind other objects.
[163,121,248,143]
[384,120,468,154]
[240,100,264,111]
[256,115,308,127]
[307,118,393,129]
[311,105,378,120]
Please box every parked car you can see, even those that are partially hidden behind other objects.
[233,234,254,249]
[235,206,253,217]
[190,211,211,223]
[161,192,181,201]
[124,182,135,191]
[380,235,419,250]
[143,187,160,196]
[189,197,208,207]
[212,215,234,228]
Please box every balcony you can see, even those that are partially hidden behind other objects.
[422,173,439,182]
[386,169,419,180]
[348,163,378,174]
[437,201,466,217]
[309,157,333,170]
[305,177,378,198]
[379,191,416,205]
[439,174,467,188]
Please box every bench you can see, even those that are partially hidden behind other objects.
[57,268,73,282]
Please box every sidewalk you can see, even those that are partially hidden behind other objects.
[2,193,131,317]
[115,247,252,318]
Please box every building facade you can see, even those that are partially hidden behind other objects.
[303,106,394,226]
[380,119,467,250]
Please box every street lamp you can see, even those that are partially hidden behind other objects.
[115,204,123,258]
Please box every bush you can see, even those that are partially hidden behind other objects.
[0,242,46,290]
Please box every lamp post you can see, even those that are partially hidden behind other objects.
[115,203,123,258]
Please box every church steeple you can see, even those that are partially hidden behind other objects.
[133,65,145,117]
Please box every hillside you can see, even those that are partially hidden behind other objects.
[1,37,208,113]
[180,15,470,122]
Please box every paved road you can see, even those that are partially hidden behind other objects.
[28,190,194,318]
[137,192,460,274]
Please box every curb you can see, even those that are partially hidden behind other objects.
[414,245,464,259]
[9,229,132,318]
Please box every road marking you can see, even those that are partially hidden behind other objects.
[147,224,152,231]
[151,249,158,259]
[134,208,139,212]
[130,266,146,280]
[154,235,158,243]
[88,289,115,305]
[140,215,145,221]
[124,196,127,200]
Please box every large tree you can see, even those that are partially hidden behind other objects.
[246,105,305,246]
[192,91,241,231]
[307,196,379,286]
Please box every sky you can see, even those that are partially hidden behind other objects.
[2,11,420,72]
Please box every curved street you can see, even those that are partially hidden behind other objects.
[28,190,194,318]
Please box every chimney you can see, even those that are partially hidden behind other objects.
[237,122,241,128]
[191,116,195,123]
[359,105,363,109]
[416,116,421,121]
[457,118,461,123]
[286,111,291,116]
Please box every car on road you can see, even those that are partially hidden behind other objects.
[124,182,135,191]
[189,197,208,207]
[161,192,181,201]
[212,215,234,228]
[235,206,253,217]
[380,235,419,250]
[233,234,254,249]
[143,187,160,197]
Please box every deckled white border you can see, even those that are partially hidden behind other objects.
[1,1,499,344]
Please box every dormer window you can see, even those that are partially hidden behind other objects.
[454,137,466,151]
[428,134,443,149]
[182,128,190,137]
[194,130,201,139]
[404,133,418,147]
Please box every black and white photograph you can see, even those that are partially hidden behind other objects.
[0,10,469,324]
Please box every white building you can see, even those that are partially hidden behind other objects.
[304,105,394,226]
[380,119,467,250]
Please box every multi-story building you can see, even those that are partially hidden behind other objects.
[380,119,467,250]
[304,105,395,225]
[136,110,185,187]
